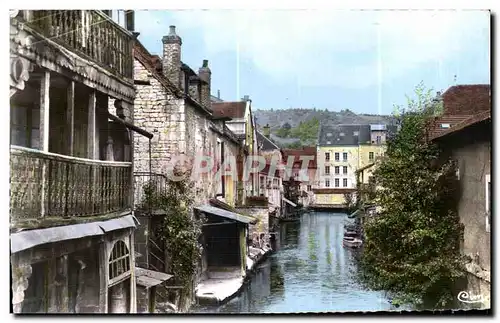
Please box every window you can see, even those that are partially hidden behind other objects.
[334,166,339,174]
[325,166,330,175]
[353,131,359,136]
[376,136,382,145]
[334,178,339,187]
[109,241,131,283]
[369,152,374,161]
[343,152,348,161]
[335,152,340,161]
[486,174,491,232]
[325,180,330,187]
[327,132,332,137]
[343,178,348,187]
[343,166,348,175]
[325,152,330,161]
[326,141,331,145]
[307,185,312,191]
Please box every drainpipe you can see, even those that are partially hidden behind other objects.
[149,138,152,215]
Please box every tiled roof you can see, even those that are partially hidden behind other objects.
[256,130,280,151]
[281,147,317,168]
[133,40,212,115]
[429,111,491,141]
[212,101,247,119]
[318,124,370,146]
[428,84,491,141]
[318,123,398,146]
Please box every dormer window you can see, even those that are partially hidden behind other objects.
[326,133,332,137]
[339,132,345,136]
[353,131,359,136]
[440,123,450,129]
[326,141,331,145]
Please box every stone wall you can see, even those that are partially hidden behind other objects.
[437,121,491,305]
[133,58,186,174]
[185,101,215,206]
[235,206,270,249]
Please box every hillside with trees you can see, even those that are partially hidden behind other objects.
[254,108,394,148]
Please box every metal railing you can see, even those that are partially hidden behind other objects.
[10,145,132,222]
[23,10,134,79]
[133,172,169,212]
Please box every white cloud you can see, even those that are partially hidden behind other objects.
[136,9,489,89]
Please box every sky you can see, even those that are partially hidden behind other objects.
[134,9,490,115]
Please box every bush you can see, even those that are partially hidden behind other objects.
[358,83,466,309]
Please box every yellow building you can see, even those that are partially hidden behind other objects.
[312,124,397,208]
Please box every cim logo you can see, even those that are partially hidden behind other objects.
[457,291,484,304]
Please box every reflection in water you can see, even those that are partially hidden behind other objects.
[192,212,403,313]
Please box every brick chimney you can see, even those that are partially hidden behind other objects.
[162,26,182,88]
[198,59,211,109]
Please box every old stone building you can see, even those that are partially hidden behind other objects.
[9,10,150,313]
[427,84,491,308]
[130,25,271,311]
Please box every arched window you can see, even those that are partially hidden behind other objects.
[108,240,130,280]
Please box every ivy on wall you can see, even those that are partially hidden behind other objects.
[140,168,204,309]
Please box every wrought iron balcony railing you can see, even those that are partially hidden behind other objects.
[10,146,132,225]
[133,172,169,214]
[21,10,133,79]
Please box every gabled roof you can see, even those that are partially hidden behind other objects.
[133,40,212,116]
[212,101,247,119]
[256,130,280,151]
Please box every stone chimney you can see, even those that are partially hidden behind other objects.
[162,26,182,88]
[263,124,271,138]
[198,59,211,109]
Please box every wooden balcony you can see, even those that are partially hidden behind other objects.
[21,10,133,79]
[10,146,132,227]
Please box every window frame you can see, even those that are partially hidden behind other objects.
[334,166,340,175]
[342,152,348,162]
[334,178,339,188]
[325,179,330,188]
[343,178,348,187]
[325,165,330,175]
[343,166,348,175]
[335,152,340,161]
[369,151,374,161]
[325,152,330,161]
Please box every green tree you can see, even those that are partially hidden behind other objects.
[359,83,465,309]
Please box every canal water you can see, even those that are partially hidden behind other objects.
[192,212,410,314]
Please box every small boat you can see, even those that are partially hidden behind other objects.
[342,237,363,248]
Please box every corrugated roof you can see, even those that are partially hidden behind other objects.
[195,205,257,224]
[136,267,173,288]
[10,214,137,254]
[212,101,247,119]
